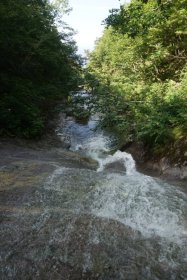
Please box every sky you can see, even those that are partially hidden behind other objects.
[64,0,129,55]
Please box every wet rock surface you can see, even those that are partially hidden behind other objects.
[125,142,187,185]
[2,209,185,280]
[0,113,187,280]
[104,161,126,173]
[0,142,187,279]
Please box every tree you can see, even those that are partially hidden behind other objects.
[86,0,187,153]
[0,0,81,137]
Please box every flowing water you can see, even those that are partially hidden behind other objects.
[55,106,187,279]
[0,94,187,279]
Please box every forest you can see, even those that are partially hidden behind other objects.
[1,1,187,278]
[86,0,187,159]
[0,0,186,160]
[0,0,81,138]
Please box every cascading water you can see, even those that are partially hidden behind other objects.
[59,113,187,240]
[55,94,187,278]
[1,92,186,279]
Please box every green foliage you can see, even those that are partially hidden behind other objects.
[135,79,187,146]
[86,0,187,152]
[0,0,81,138]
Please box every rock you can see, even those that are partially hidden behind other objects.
[160,157,170,172]
[104,161,126,173]
[120,141,133,152]
[181,166,187,179]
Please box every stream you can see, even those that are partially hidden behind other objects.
[0,93,187,279]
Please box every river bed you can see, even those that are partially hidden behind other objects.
[0,97,187,279]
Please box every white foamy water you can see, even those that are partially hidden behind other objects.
[1,94,187,279]
[58,110,187,262]
[91,172,187,241]
[44,166,66,192]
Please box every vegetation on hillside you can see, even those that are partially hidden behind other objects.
[0,0,81,138]
[86,0,187,157]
